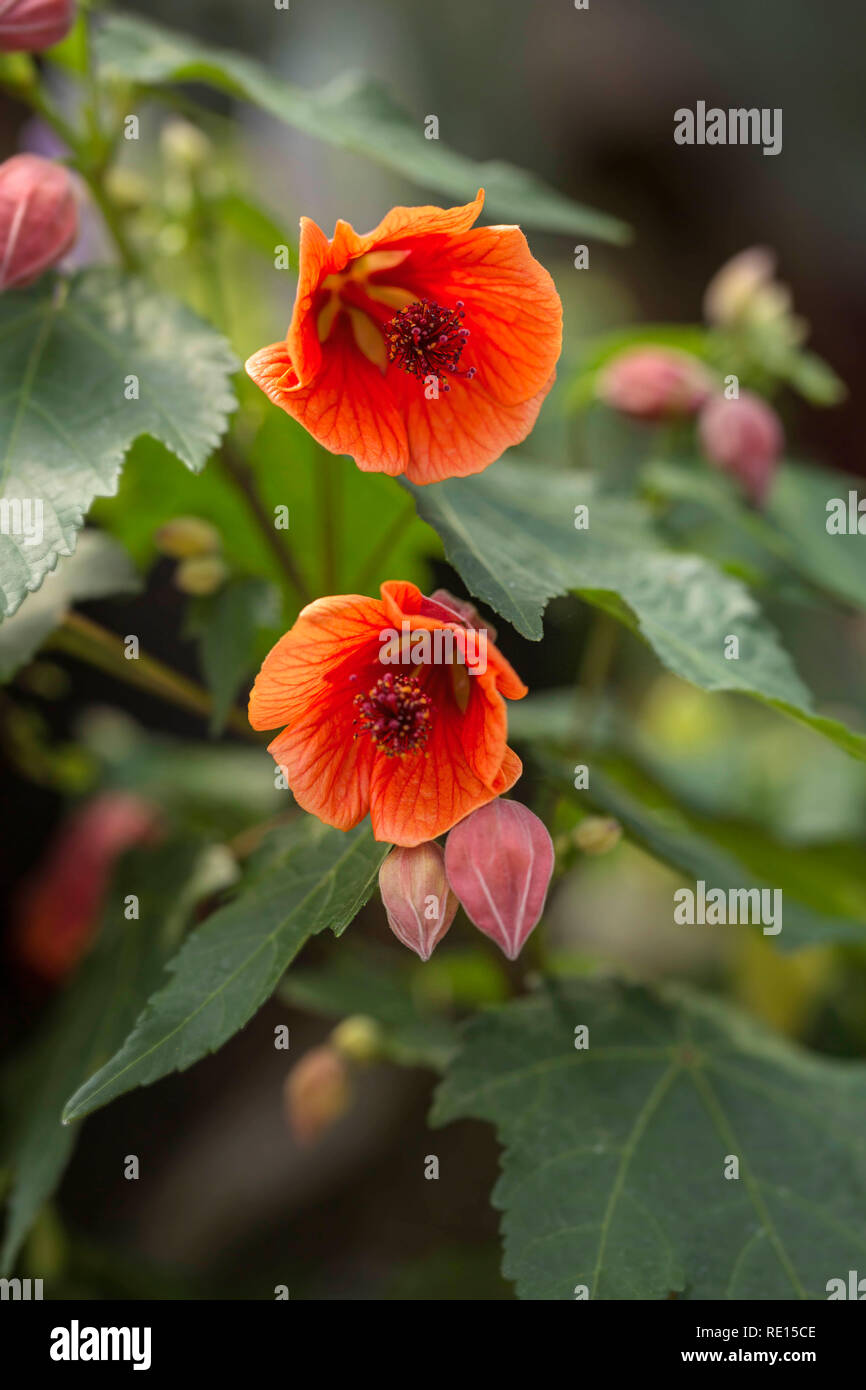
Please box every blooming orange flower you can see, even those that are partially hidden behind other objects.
[248,582,527,846]
[245,191,561,484]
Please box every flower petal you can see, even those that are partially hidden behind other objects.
[402,224,562,408]
[245,330,409,475]
[248,592,386,731]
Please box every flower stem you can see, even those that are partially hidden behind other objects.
[50,611,257,740]
[352,492,418,592]
[317,452,341,592]
[577,609,620,703]
[219,441,313,606]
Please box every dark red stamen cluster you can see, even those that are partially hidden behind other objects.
[353,673,433,756]
[384,299,475,392]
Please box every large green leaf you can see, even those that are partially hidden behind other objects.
[0,839,218,1272]
[0,530,139,682]
[62,818,389,1123]
[432,980,866,1300]
[94,13,629,243]
[0,270,237,619]
[405,459,866,760]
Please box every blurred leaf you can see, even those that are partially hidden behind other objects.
[774,349,847,407]
[0,531,139,682]
[62,818,389,1122]
[43,12,88,74]
[0,839,215,1272]
[0,270,237,620]
[94,13,629,242]
[214,192,292,260]
[191,577,280,734]
[647,458,866,614]
[281,949,460,1070]
[767,461,866,611]
[432,979,866,1299]
[584,759,866,951]
[406,458,866,760]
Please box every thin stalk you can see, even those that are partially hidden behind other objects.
[317,452,340,592]
[352,492,418,592]
[51,611,257,740]
[219,442,312,605]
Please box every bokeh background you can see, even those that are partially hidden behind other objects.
[2,0,864,1299]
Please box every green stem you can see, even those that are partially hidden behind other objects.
[352,492,418,592]
[50,612,257,740]
[576,609,620,732]
[219,441,313,605]
[317,452,341,592]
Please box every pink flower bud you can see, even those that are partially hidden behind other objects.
[0,154,78,290]
[596,347,711,422]
[378,842,458,961]
[0,0,74,52]
[698,392,783,506]
[11,792,159,982]
[444,799,554,960]
[283,1046,350,1145]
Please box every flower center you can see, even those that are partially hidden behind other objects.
[353,673,433,757]
[384,299,476,392]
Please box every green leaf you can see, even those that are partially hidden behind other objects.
[432,979,866,1300]
[94,14,629,243]
[191,577,280,735]
[62,818,389,1123]
[0,270,238,620]
[767,461,866,612]
[405,459,866,760]
[0,839,216,1272]
[0,530,139,682]
[280,949,460,1071]
[585,760,866,951]
[774,348,847,407]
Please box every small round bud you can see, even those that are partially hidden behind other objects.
[573,816,622,856]
[0,0,75,53]
[698,392,783,506]
[596,347,711,422]
[330,1014,383,1063]
[0,154,78,290]
[174,554,229,596]
[160,119,212,173]
[154,515,221,558]
[283,1045,350,1145]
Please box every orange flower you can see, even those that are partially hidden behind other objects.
[245,191,561,484]
[248,582,527,846]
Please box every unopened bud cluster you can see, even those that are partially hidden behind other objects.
[378,798,554,963]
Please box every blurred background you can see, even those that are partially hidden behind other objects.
[1,0,865,1299]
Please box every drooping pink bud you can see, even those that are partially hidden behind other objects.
[378,842,458,961]
[0,154,78,290]
[444,799,554,960]
[0,0,75,53]
[596,347,711,422]
[698,392,783,506]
